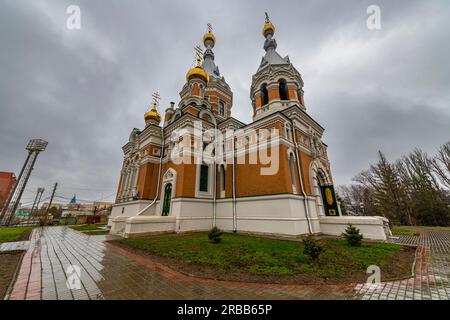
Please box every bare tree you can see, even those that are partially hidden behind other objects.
[431,141,450,189]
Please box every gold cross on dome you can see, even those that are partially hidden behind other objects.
[207,23,213,33]
[152,92,161,106]
[265,12,270,23]
[194,45,203,66]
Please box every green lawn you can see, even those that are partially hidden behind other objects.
[119,232,407,278]
[70,224,107,231]
[69,224,108,235]
[391,226,420,236]
[83,230,110,236]
[0,227,32,244]
[392,225,450,236]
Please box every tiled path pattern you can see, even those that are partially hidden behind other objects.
[353,231,450,300]
[2,226,450,300]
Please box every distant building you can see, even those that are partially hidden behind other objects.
[41,202,63,210]
[0,172,16,212]
[61,210,93,218]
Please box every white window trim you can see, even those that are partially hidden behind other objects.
[195,163,214,198]
[159,169,177,216]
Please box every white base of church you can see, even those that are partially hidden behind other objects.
[109,195,391,240]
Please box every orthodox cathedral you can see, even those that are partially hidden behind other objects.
[109,15,390,240]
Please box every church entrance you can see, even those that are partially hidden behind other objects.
[317,170,339,216]
[162,183,172,216]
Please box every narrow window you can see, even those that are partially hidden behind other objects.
[121,172,127,192]
[279,79,289,100]
[220,165,226,191]
[289,154,297,193]
[200,165,209,192]
[261,84,269,105]
[219,101,225,116]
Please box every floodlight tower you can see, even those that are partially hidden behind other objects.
[0,139,48,226]
[30,187,45,219]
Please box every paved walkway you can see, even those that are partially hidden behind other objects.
[354,231,450,300]
[3,226,450,300]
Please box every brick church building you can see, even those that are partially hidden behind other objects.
[109,15,390,240]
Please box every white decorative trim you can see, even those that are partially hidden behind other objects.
[159,168,177,216]
[195,163,214,198]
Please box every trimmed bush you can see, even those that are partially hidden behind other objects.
[343,224,363,247]
[208,226,223,243]
[302,235,323,262]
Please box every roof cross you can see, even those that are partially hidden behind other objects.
[151,92,161,107]
[194,45,203,66]
[207,23,213,33]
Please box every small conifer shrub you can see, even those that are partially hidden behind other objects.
[302,235,323,262]
[208,226,223,243]
[343,224,363,247]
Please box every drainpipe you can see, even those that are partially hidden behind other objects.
[213,122,217,227]
[290,120,313,234]
[232,129,237,232]
[136,126,165,216]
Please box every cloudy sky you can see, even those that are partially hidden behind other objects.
[1,0,449,206]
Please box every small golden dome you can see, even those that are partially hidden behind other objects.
[262,21,275,37]
[186,66,209,83]
[144,104,161,123]
[203,32,216,46]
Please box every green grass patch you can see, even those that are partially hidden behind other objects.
[83,230,110,236]
[69,224,107,232]
[392,225,450,236]
[119,232,405,278]
[391,226,420,236]
[0,227,32,244]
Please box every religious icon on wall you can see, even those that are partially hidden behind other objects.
[320,185,339,216]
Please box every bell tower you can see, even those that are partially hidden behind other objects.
[250,13,305,121]
[202,24,233,120]
[177,25,233,121]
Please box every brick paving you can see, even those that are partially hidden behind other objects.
[4,226,450,300]
[353,231,450,300]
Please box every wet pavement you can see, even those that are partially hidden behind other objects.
[0,241,30,252]
[354,231,450,300]
[4,226,450,300]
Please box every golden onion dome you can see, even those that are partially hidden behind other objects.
[262,21,275,37]
[144,104,161,123]
[186,65,209,83]
[203,32,216,47]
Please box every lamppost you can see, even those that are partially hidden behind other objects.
[359,202,366,216]
[0,139,48,226]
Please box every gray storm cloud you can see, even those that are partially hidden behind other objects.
[1,0,449,204]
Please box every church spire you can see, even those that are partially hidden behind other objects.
[202,23,221,78]
[257,13,289,72]
[250,13,305,121]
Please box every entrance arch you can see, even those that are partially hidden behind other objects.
[160,168,177,216]
[162,183,172,216]
[310,161,331,216]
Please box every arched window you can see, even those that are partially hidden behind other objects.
[120,172,127,193]
[220,165,226,192]
[200,165,209,192]
[219,101,225,116]
[317,170,327,187]
[289,154,297,193]
[261,84,269,105]
[279,79,289,100]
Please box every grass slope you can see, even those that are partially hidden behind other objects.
[119,232,413,283]
[0,227,32,244]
